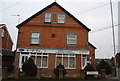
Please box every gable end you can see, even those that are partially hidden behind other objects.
[16,2,91,31]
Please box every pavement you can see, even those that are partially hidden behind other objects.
[0,76,2,81]
[1,79,120,81]
[107,76,120,81]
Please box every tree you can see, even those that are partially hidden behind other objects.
[97,60,112,74]
[22,57,37,76]
[54,63,67,77]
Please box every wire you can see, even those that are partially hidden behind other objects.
[90,24,119,33]
[1,1,23,12]
[75,3,109,16]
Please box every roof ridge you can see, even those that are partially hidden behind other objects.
[16,2,91,31]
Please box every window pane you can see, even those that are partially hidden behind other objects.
[67,40,77,44]
[45,13,51,22]
[63,57,68,68]
[63,54,68,57]
[31,38,39,44]
[67,35,76,39]
[25,56,28,62]
[45,13,51,17]
[45,19,51,22]
[66,35,77,44]
[69,54,75,56]
[43,53,47,55]
[42,56,47,67]
[69,57,75,68]
[31,56,35,63]
[31,33,39,38]
[31,32,40,44]
[58,14,65,19]
[1,29,4,37]
[56,57,62,66]
[36,56,41,67]
[82,57,85,67]
[22,56,25,64]
[58,14,65,23]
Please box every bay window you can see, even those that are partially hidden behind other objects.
[19,53,49,69]
[56,54,76,69]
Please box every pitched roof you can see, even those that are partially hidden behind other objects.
[88,42,97,49]
[0,24,6,28]
[16,2,91,31]
[0,24,13,44]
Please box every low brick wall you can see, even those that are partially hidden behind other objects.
[2,67,8,78]
[101,69,106,79]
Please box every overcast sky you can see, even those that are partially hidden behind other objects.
[0,0,119,59]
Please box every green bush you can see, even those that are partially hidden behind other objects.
[22,57,37,76]
[54,63,67,77]
[96,60,112,74]
[84,63,96,79]
[84,63,95,72]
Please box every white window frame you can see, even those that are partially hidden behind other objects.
[56,54,76,69]
[30,32,40,44]
[81,55,87,69]
[19,52,49,71]
[1,29,4,37]
[45,13,52,22]
[57,14,65,23]
[19,53,29,69]
[67,35,77,44]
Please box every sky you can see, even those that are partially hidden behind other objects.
[0,0,119,59]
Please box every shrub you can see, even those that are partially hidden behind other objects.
[22,57,37,76]
[96,60,112,74]
[54,63,67,77]
[84,63,96,79]
[84,63,95,72]
[118,63,120,68]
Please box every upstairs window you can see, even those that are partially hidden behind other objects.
[30,32,40,44]
[44,13,52,22]
[1,29,4,37]
[67,35,77,45]
[57,14,65,23]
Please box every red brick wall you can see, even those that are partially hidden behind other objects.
[89,45,95,67]
[18,5,88,49]
[38,54,82,74]
[0,26,13,50]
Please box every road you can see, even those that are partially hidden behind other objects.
[1,79,119,81]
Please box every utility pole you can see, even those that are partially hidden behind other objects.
[110,0,117,76]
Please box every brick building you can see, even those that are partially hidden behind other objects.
[15,2,96,77]
[0,24,14,72]
[116,53,120,66]
[88,42,96,67]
